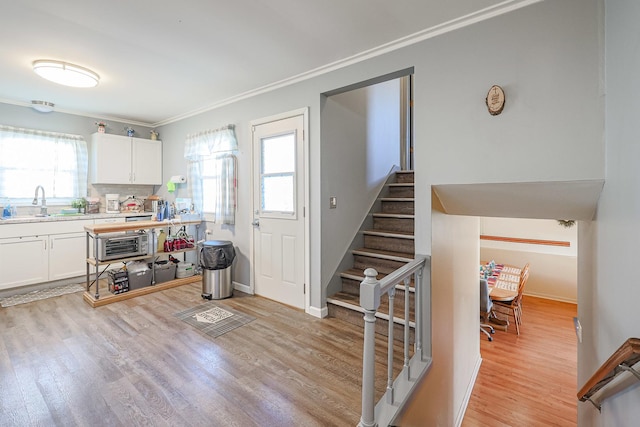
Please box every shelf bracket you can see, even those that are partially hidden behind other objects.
[619,364,640,382]
[586,397,601,412]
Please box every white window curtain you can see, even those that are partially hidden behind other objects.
[0,125,87,201]
[184,125,238,224]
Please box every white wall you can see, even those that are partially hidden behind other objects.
[577,0,640,424]
[396,194,480,426]
[480,217,578,303]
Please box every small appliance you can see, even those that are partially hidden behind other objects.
[96,231,148,261]
[105,194,120,213]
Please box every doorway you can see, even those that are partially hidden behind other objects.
[250,109,309,310]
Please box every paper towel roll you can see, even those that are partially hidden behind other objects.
[169,175,186,184]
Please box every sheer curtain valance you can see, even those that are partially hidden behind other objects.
[184,124,238,224]
[0,125,87,201]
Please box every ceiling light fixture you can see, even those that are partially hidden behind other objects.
[31,100,55,113]
[32,60,100,88]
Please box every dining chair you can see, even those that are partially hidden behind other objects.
[492,265,530,335]
[480,279,495,341]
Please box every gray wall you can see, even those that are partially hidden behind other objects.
[320,79,401,298]
[578,0,640,424]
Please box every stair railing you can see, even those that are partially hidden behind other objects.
[358,255,431,427]
[577,337,640,411]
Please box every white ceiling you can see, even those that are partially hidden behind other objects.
[0,0,535,126]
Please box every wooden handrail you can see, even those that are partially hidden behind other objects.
[577,338,640,409]
[480,234,570,247]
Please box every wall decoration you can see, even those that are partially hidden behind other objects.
[486,85,505,116]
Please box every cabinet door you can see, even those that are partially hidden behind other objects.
[132,138,162,185]
[90,133,132,184]
[0,236,49,290]
[49,233,86,281]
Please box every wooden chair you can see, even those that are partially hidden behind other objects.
[492,265,529,335]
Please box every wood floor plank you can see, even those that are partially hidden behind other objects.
[462,295,578,427]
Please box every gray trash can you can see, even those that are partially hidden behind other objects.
[200,240,235,300]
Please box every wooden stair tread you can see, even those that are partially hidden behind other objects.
[339,268,415,289]
[362,229,414,239]
[380,197,414,202]
[327,292,415,324]
[352,247,414,262]
[387,183,414,187]
[372,213,414,219]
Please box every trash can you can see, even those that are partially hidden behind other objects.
[200,240,235,300]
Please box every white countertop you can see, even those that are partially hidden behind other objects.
[0,212,154,225]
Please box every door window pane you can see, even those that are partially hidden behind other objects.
[262,134,294,174]
[262,175,294,212]
[261,132,295,214]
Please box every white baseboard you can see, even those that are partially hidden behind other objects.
[307,305,328,318]
[455,354,482,427]
[233,281,252,294]
[523,291,577,304]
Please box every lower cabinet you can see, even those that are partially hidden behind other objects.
[49,232,86,281]
[0,236,49,290]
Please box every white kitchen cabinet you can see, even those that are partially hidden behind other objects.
[0,236,49,290]
[90,133,162,185]
[49,232,87,281]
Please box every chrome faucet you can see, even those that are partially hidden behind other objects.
[32,185,47,216]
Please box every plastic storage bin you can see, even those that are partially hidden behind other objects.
[127,261,152,290]
[176,262,195,278]
[200,240,235,300]
[151,261,176,284]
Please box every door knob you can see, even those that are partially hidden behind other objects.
[251,219,260,227]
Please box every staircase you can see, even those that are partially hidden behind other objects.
[327,170,415,338]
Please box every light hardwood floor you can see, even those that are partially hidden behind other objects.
[1,282,577,426]
[463,295,578,427]
[0,282,406,427]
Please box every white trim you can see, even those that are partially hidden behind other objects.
[307,305,327,319]
[455,354,483,427]
[523,291,577,305]
[153,0,541,127]
[233,281,252,295]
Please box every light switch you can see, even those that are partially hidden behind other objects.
[573,317,582,343]
[329,196,337,209]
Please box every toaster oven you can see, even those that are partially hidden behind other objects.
[96,232,148,261]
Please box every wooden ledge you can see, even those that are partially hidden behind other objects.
[577,337,640,402]
[480,234,570,247]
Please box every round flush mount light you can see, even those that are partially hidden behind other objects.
[32,60,100,88]
[31,100,55,113]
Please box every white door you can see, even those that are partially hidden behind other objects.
[252,114,306,309]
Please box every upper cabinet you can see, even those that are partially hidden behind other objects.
[90,133,162,185]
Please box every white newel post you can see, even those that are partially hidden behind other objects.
[359,268,381,427]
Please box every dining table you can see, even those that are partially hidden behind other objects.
[480,261,521,301]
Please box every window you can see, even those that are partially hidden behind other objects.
[0,125,88,203]
[201,157,219,214]
[183,125,238,224]
[260,132,295,214]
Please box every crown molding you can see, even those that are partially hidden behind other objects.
[154,0,542,127]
